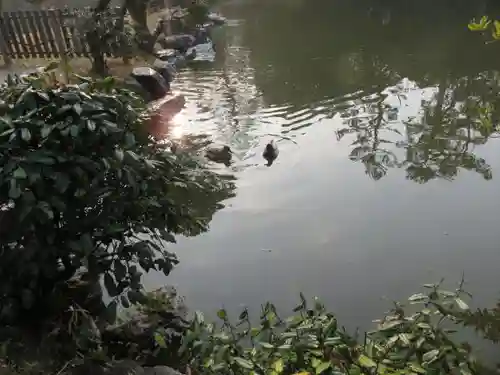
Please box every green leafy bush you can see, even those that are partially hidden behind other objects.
[0,67,235,323]
[175,283,480,375]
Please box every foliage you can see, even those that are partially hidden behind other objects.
[468,16,499,39]
[0,65,235,325]
[174,283,484,375]
[74,8,137,61]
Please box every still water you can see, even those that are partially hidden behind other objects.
[145,0,500,340]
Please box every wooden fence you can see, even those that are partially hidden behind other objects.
[0,7,126,63]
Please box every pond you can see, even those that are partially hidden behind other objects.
[144,0,500,348]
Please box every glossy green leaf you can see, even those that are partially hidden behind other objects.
[272,359,284,373]
[104,273,118,297]
[70,125,79,137]
[154,332,167,348]
[104,300,118,324]
[9,179,21,199]
[21,128,31,141]
[422,349,439,363]
[455,298,469,310]
[315,361,331,374]
[115,148,124,162]
[233,357,254,370]
[217,309,227,320]
[13,167,27,179]
[37,201,54,219]
[358,355,376,368]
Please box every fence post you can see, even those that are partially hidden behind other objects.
[0,14,12,66]
[48,9,68,81]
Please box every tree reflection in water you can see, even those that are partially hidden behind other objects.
[335,74,498,182]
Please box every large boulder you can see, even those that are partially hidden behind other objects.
[158,34,195,53]
[131,67,169,101]
[155,49,179,62]
[153,59,177,84]
[143,366,184,375]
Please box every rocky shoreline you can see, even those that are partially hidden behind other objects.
[129,10,226,102]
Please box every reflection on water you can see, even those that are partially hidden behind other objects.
[145,0,500,357]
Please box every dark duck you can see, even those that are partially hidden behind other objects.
[263,140,279,166]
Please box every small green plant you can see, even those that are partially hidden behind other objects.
[173,282,479,375]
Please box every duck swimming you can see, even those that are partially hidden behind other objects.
[205,145,232,166]
[263,140,279,166]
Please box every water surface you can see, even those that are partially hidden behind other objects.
[142,0,500,346]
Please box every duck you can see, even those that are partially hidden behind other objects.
[263,140,279,166]
[205,145,232,166]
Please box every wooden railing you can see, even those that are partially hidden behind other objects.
[0,7,125,64]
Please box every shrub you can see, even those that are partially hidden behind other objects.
[176,282,482,375]
[0,66,235,324]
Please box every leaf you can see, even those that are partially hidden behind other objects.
[21,128,31,142]
[422,349,439,362]
[233,357,254,370]
[398,333,412,346]
[217,308,227,320]
[272,359,284,373]
[37,201,54,219]
[9,179,21,199]
[73,103,82,115]
[378,320,403,331]
[55,174,70,193]
[0,128,14,137]
[21,289,34,309]
[455,298,469,310]
[154,332,167,348]
[70,125,79,137]
[115,149,124,162]
[315,362,331,374]
[408,293,427,302]
[80,233,93,253]
[358,355,376,368]
[41,125,54,138]
[125,132,136,147]
[104,300,118,324]
[114,260,127,282]
[13,167,27,179]
[120,295,130,308]
[409,363,426,374]
[87,120,96,131]
[260,342,274,349]
[104,273,118,297]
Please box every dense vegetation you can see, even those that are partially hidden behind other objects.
[0,65,234,372]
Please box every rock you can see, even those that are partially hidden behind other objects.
[143,366,184,375]
[108,361,145,375]
[193,27,212,45]
[131,67,169,101]
[185,47,197,61]
[207,13,227,26]
[155,48,179,62]
[158,34,195,53]
[153,59,177,84]
[172,54,187,69]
